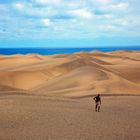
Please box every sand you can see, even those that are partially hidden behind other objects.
[0,95,140,140]
[0,50,140,139]
[0,51,139,97]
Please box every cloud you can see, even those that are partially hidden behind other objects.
[42,18,51,26]
[14,3,25,10]
[33,0,61,5]
[103,2,129,11]
[12,2,54,18]
[114,19,128,26]
[69,9,93,19]
[96,0,111,4]
[0,0,140,40]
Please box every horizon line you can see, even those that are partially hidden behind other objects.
[0,45,140,49]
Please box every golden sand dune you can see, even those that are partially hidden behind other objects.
[107,50,140,60]
[0,54,43,70]
[0,84,19,91]
[106,61,140,83]
[33,65,140,97]
[0,51,139,97]
[33,66,108,93]
[0,71,50,90]
[0,51,140,140]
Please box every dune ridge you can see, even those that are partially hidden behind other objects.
[0,50,139,98]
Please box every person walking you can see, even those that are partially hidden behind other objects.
[93,94,101,112]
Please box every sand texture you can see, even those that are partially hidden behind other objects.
[0,51,140,140]
[0,51,139,97]
[0,95,140,140]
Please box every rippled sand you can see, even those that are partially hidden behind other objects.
[0,95,139,140]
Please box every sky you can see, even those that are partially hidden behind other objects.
[0,0,140,48]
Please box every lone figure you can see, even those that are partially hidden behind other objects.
[93,94,101,112]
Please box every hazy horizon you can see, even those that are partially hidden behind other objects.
[0,45,140,49]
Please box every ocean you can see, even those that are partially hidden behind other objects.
[0,47,139,55]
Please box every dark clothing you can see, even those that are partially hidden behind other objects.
[93,95,101,112]
[94,95,101,104]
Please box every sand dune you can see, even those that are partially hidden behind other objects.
[33,66,140,97]
[0,51,139,97]
[33,66,108,93]
[0,84,20,91]
[0,71,50,90]
[0,50,140,140]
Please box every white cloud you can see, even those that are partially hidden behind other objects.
[42,18,51,26]
[106,25,116,30]
[69,9,93,19]
[0,0,140,40]
[114,19,128,26]
[104,2,129,10]
[97,0,111,4]
[33,0,61,4]
[12,2,54,18]
[103,14,113,19]
[64,0,85,9]
[112,3,128,10]
[14,3,25,10]
[100,24,119,32]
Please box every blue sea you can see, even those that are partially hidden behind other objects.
[0,47,139,55]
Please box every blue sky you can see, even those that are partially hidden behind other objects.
[0,0,140,48]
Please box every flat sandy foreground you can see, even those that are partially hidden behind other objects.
[0,95,140,140]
